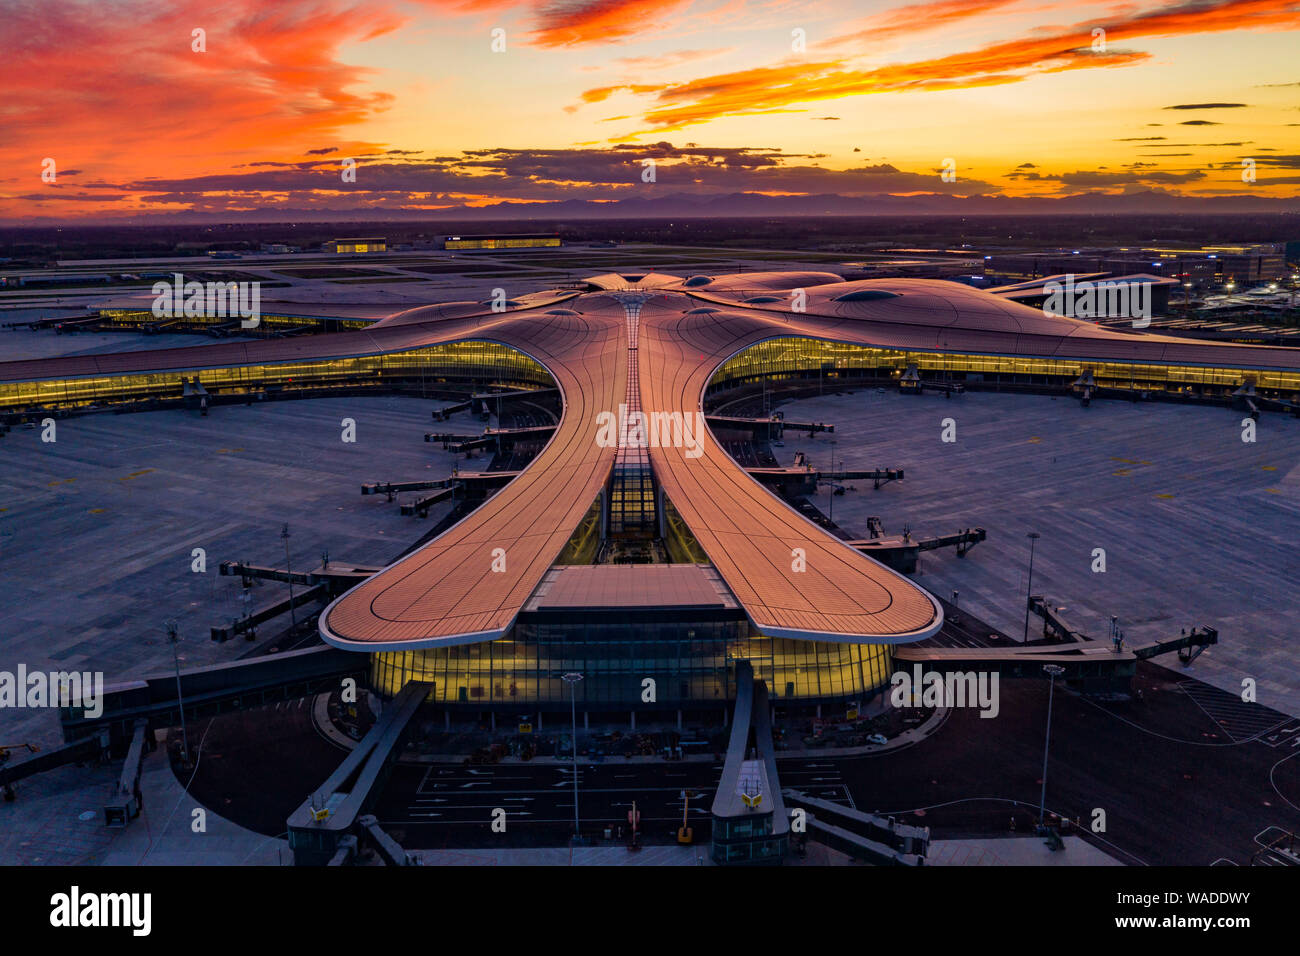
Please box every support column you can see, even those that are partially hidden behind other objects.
[490,712,496,731]
[537,712,542,732]
[630,710,636,731]
[583,711,589,731]
[444,711,450,731]
[676,709,682,730]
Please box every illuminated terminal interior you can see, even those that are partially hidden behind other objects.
[97,308,373,333]
[329,237,387,254]
[369,625,894,710]
[443,234,561,250]
[368,524,895,712]
[707,337,1300,397]
[0,341,551,411]
[5,336,1296,415]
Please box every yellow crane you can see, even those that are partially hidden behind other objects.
[678,789,695,844]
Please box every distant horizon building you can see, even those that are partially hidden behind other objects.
[326,237,387,254]
[443,233,561,251]
[984,243,1289,287]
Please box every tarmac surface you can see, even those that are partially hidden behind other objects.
[781,388,1300,716]
[0,394,464,751]
[153,658,1300,866]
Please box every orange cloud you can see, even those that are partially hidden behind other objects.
[613,0,1300,132]
[0,0,402,217]
[831,0,1027,47]
[580,83,668,104]
[611,47,734,70]
[526,0,694,47]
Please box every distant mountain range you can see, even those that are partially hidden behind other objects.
[9,190,1300,225]
[461,190,1300,218]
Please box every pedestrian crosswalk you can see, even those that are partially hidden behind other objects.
[775,760,855,808]
[1253,827,1300,866]
[1177,680,1290,743]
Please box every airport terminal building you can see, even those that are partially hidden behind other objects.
[368,562,894,713]
[5,271,1299,719]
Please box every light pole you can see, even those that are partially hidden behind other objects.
[165,619,190,765]
[1022,532,1040,644]
[561,672,584,843]
[829,438,837,525]
[1038,664,1065,829]
[281,523,296,632]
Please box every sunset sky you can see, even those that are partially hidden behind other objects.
[3,0,1299,221]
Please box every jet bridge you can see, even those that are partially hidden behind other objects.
[287,680,432,866]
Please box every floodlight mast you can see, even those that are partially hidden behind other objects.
[561,672,584,842]
[1038,663,1066,829]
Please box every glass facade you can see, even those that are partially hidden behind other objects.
[0,341,552,411]
[444,236,561,250]
[608,302,657,536]
[369,618,892,709]
[10,329,1297,413]
[663,496,709,563]
[332,239,386,253]
[608,462,655,536]
[97,308,372,332]
[707,336,1300,396]
[711,814,787,865]
[555,494,603,565]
